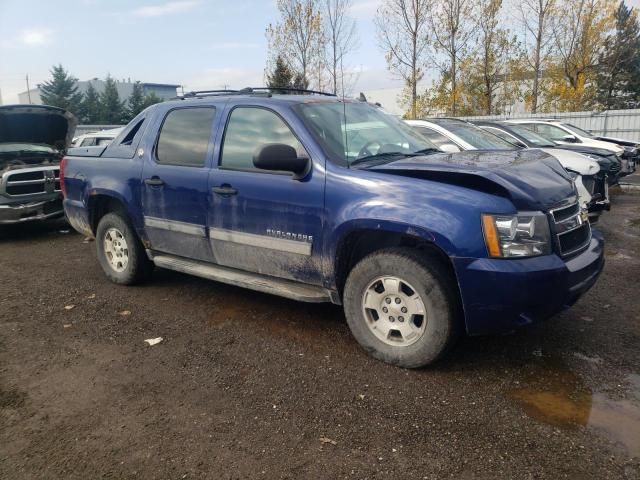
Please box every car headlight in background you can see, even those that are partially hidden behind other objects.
[482,212,551,258]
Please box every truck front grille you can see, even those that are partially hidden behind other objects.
[550,202,591,257]
[2,167,60,197]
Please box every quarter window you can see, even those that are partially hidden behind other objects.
[523,123,570,142]
[156,108,216,167]
[221,107,305,171]
[413,127,455,148]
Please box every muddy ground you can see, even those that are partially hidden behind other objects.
[1,185,639,479]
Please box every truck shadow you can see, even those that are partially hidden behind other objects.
[0,218,73,243]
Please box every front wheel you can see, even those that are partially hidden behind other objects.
[343,248,460,368]
[96,212,153,285]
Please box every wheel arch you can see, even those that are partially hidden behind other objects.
[331,221,460,302]
[87,191,141,238]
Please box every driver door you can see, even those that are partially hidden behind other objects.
[208,105,325,285]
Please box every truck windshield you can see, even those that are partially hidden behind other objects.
[296,102,438,166]
[563,123,595,138]
[505,125,556,147]
[436,122,516,150]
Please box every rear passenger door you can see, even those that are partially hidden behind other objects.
[141,106,218,262]
[208,105,325,285]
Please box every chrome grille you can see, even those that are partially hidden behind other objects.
[550,202,591,257]
[1,166,61,197]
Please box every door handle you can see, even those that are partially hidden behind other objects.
[212,184,238,196]
[144,176,164,187]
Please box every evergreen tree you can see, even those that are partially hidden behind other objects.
[127,81,146,120]
[292,72,309,89]
[39,64,84,114]
[99,75,125,124]
[80,83,101,124]
[596,1,640,108]
[141,92,162,109]
[267,56,294,90]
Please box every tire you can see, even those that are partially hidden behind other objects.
[96,212,153,285]
[343,248,460,368]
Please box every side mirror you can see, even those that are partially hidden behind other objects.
[562,135,578,143]
[439,143,461,153]
[253,143,310,179]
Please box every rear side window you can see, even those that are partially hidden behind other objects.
[220,107,305,171]
[412,127,454,148]
[156,107,216,167]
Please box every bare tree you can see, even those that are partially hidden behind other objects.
[375,0,430,119]
[324,0,358,96]
[266,0,324,88]
[429,0,477,116]
[550,0,613,109]
[473,0,521,115]
[519,0,556,113]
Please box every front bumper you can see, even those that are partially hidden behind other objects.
[0,197,64,224]
[453,230,604,335]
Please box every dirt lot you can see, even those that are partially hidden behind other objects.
[1,186,640,479]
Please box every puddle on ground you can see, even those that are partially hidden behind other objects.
[509,364,640,457]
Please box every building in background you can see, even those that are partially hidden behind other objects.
[18,79,181,105]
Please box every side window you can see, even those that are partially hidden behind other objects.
[221,107,305,171]
[120,118,144,146]
[81,137,96,147]
[526,123,566,142]
[156,107,216,167]
[484,128,523,147]
[413,127,454,148]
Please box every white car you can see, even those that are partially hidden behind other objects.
[503,119,625,156]
[405,119,603,218]
[72,127,124,148]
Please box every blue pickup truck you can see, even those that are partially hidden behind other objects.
[61,89,604,367]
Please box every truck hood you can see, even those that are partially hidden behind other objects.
[367,149,576,211]
[0,104,77,151]
[594,136,639,149]
[536,148,600,175]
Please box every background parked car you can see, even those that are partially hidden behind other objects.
[72,127,124,148]
[503,119,635,177]
[405,118,606,221]
[473,121,612,217]
[472,120,622,185]
[0,104,76,224]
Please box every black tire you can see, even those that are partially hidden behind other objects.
[343,248,460,368]
[95,212,153,285]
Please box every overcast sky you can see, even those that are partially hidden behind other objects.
[1,0,639,104]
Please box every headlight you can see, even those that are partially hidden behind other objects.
[481,212,551,258]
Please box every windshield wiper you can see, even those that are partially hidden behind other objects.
[406,148,441,156]
[350,151,407,167]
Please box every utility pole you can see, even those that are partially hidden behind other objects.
[26,74,32,104]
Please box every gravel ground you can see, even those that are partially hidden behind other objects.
[1,184,639,479]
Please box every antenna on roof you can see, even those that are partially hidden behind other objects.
[358,92,367,102]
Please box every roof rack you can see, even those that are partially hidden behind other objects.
[178,87,336,100]
[180,89,240,99]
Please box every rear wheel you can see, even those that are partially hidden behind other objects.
[343,248,460,368]
[96,213,153,285]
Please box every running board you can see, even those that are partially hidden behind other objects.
[152,254,333,303]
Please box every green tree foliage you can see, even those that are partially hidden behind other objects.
[596,1,640,108]
[141,92,162,110]
[127,81,146,119]
[80,83,101,124]
[39,65,84,115]
[267,55,295,89]
[99,75,125,124]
